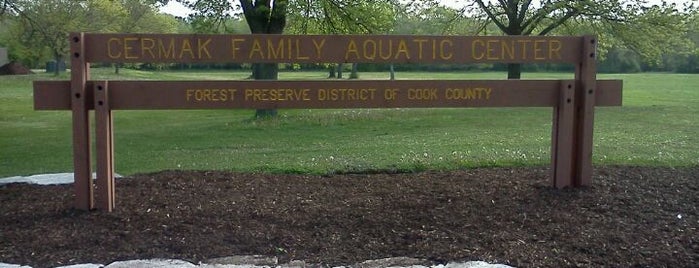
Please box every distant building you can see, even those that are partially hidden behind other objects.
[0,47,8,66]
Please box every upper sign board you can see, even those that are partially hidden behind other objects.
[81,34,584,64]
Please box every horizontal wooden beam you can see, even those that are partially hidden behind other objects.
[81,33,584,64]
[34,80,622,110]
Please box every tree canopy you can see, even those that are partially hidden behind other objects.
[456,0,698,78]
[0,0,696,75]
[0,0,178,73]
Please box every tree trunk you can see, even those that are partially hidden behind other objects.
[241,0,287,118]
[253,62,279,118]
[328,64,336,78]
[349,63,359,79]
[389,64,395,80]
[114,63,120,74]
[337,63,343,79]
[53,54,62,76]
[507,63,522,79]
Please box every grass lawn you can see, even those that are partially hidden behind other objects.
[1,69,697,177]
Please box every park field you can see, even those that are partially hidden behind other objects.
[0,69,697,177]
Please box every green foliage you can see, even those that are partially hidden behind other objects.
[392,3,474,35]
[286,0,396,34]
[461,0,697,76]
[599,48,643,73]
[0,19,49,66]
[1,70,698,177]
[118,0,179,33]
[0,0,179,69]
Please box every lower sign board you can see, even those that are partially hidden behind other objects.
[34,80,622,110]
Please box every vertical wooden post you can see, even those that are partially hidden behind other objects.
[70,32,93,210]
[94,81,115,211]
[574,35,598,186]
[551,80,576,188]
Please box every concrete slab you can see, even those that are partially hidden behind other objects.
[0,173,122,186]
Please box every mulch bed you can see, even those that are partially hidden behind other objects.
[1,166,697,268]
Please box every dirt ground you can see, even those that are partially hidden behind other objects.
[1,166,697,268]
[0,61,33,75]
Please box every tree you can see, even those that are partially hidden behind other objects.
[10,0,125,75]
[288,0,398,79]
[0,0,179,72]
[465,0,694,78]
[178,0,287,118]
[179,0,394,116]
[241,0,288,118]
[114,0,179,73]
[285,0,397,79]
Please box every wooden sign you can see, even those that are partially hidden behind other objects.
[84,34,582,63]
[33,33,622,212]
[35,80,622,110]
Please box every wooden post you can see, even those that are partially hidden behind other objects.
[574,35,598,186]
[551,80,576,188]
[70,33,93,210]
[94,81,115,211]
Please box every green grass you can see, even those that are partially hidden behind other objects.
[1,69,697,177]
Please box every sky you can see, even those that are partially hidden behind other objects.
[160,0,694,18]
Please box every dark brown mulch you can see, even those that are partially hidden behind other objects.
[0,61,33,75]
[1,166,697,268]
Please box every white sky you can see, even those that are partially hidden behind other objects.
[160,0,694,18]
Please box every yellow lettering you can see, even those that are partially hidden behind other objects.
[267,38,284,60]
[179,39,195,59]
[158,38,176,59]
[312,38,325,59]
[141,38,156,59]
[549,40,562,60]
[445,87,493,100]
[440,40,453,60]
[295,38,310,60]
[242,88,310,101]
[395,40,410,60]
[210,89,221,101]
[408,88,438,100]
[472,40,485,60]
[231,38,245,59]
[245,89,253,101]
[317,88,376,101]
[384,88,398,100]
[466,88,477,99]
[534,40,546,60]
[363,40,377,60]
[501,40,515,60]
[107,38,122,59]
[198,38,212,59]
[517,39,532,60]
[249,39,264,59]
[379,39,393,60]
[486,40,499,60]
[345,40,359,60]
[413,39,427,60]
[123,37,138,59]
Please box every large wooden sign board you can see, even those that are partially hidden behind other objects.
[34,33,622,212]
